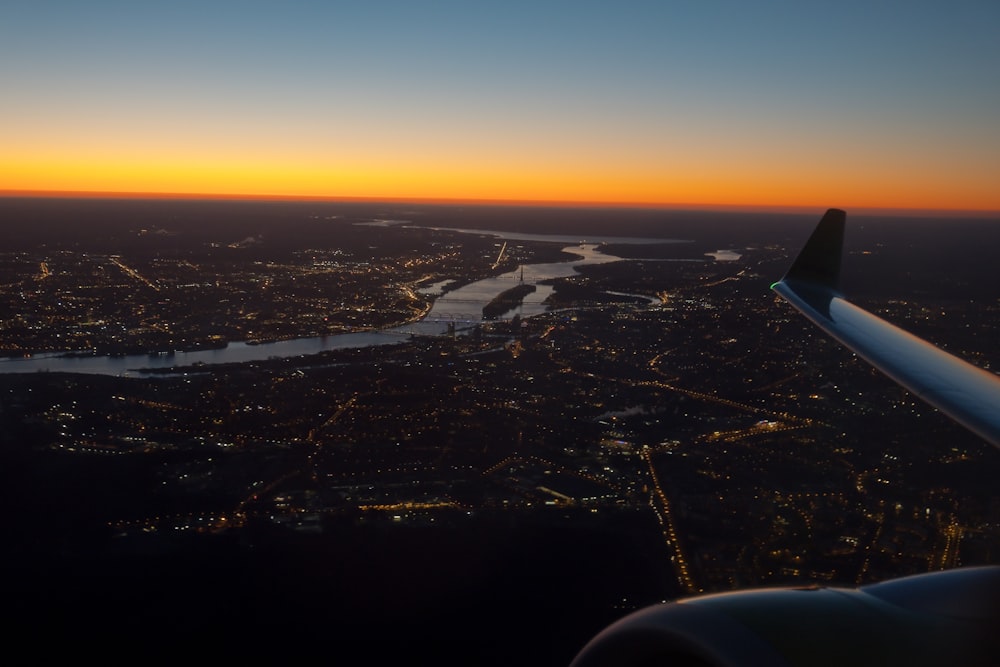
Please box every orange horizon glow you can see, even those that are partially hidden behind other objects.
[4,147,998,217]
[4,99,998,217]
[1,188,998,219]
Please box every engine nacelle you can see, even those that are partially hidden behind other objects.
[570,566,1000,667]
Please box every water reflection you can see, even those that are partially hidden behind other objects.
[0,231,687,376]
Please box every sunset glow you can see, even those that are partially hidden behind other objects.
[2,2,998,213]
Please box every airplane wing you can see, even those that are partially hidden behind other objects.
[771,208,1000,448]
[570,209,1000,667]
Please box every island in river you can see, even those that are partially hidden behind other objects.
[482,283,537,320]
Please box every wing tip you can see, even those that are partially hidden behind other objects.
[779,208,846,291]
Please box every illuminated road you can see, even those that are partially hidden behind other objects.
[109,256,160,292]
[218,394,361,528]
[491,241,507,269]
[642,446,699,594]
[305,394,359,480]
[637,377,816,430]
[931,516,964,571]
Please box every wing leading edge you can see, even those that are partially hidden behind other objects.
[771,209,1000,449]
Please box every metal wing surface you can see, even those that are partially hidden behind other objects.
[771,208,1000,448]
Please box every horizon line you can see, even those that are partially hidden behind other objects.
[1,189,998,219]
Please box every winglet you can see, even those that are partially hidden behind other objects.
[781,208,846,290]
[771,208,1000,449]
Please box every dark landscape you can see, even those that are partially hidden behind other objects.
[1,198,998,663]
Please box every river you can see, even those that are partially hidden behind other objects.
[0,228,687,377]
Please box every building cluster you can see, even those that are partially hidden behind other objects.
[0,224,565,357]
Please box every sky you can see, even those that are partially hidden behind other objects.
[2,1,999,212]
